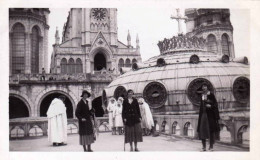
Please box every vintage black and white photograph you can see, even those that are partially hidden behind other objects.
[7,7,252,153]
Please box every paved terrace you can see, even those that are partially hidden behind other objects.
[10,132,248,152]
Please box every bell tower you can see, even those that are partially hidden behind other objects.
[81,8,118,47]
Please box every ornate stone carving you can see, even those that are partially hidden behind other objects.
[187,78,214,106]
[114,86,127,100]
[157,35,207,54]
[143,82,167,108]
[233,77,250,103]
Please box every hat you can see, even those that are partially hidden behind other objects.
[58,95,66,100]
[80,90,91,97]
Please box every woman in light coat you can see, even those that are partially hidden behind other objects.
[113,97,124,135]
[138,98,154,136]
[107,97,117,134]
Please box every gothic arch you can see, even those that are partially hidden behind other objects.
[10,22,26,33]
[35,88,78,117]
[60,58,67,73]
[90,47,112,63]
[221,33,230,56]
[118,58,124,68]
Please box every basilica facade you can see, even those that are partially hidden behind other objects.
[9,8,141,138]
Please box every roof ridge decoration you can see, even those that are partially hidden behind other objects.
[157,35,207,55]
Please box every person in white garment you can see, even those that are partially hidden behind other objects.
[138,98,154,136]
[113,97,124,135]
[47,95,67,146]
[107,98,117,135]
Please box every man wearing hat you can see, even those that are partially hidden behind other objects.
[47,95,68,146]
[197,83,220,151]
[76,90,95,152]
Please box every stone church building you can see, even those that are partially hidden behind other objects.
[9,8,141,138]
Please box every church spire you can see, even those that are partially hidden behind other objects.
[55,27,60,45]
[127,30,131,47]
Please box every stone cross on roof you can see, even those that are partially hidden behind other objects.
[170,9,188,36]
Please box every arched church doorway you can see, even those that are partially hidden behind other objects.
[92,96,104,117]
[40,93,73,118]
[9,96,29,119]
[94,53,106,71]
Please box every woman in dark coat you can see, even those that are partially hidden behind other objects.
[75,90,95,152]
[122,89,143,151]
[197,83,220,151]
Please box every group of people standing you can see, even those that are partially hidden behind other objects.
[46,83,220,152]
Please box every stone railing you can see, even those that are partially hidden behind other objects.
[10,117,110,139]
[152,115,249,146]
[9,72,117,84]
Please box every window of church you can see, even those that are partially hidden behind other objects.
[143,82,167,108]
[233,77,250,103]
[187,78,215,106]
[68,58,75,74]
[221,34,230,56]
[31,26,40,73]
[11,23,25,74]
[118,58,124,69]
[207,34,217,53]
[75,58,83,73]
[125,58,131,67]
[61,58,67,74]
[132,58,137,64]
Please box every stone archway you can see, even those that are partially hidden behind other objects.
[94,52,107,71]
[39,92,74,119]
[9,95,30,119]
[92,96,104,117]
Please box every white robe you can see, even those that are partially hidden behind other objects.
[113,105,123,127]
[107,101,117,129]
[140,102,154,129]
[47,98,67,143]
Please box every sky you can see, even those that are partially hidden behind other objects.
[48,8,250,67]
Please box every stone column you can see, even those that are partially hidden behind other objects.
[39,36,44,73]
[217,40,222,55]
[9,33,13,74]
[25,32,31,74]
[44,28,49,73]
[86,57,91,73]
[229,41,235,58]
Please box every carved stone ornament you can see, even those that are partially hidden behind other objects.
[187,78,214,106]
[143,82,167,108]
[233,77,250,103]
[114,86,127,100]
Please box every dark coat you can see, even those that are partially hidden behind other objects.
[122,98,142,126]
[197,92,220,133]
[75,99,94,135]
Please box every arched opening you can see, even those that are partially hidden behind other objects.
[184,122,194,136]
[11,23,25,74]
[219,124,231,143]
[221,34,230,56]
[92,96,104,117]
[75,58,83,73]
[94,52,106,71]
[118,58,124,69]
[68,58,75,74]
[61,58,67,74]
[237,125,249,145]
[172,121,180,135]
[161,121,169,134]
[31,26,40,73]
[207,34,217,53]
[125,58,131,67]
[40,93,73,118]
[9,96,29,119]
[132,58,137,64]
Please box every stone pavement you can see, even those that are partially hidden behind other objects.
[9,132,248,152]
